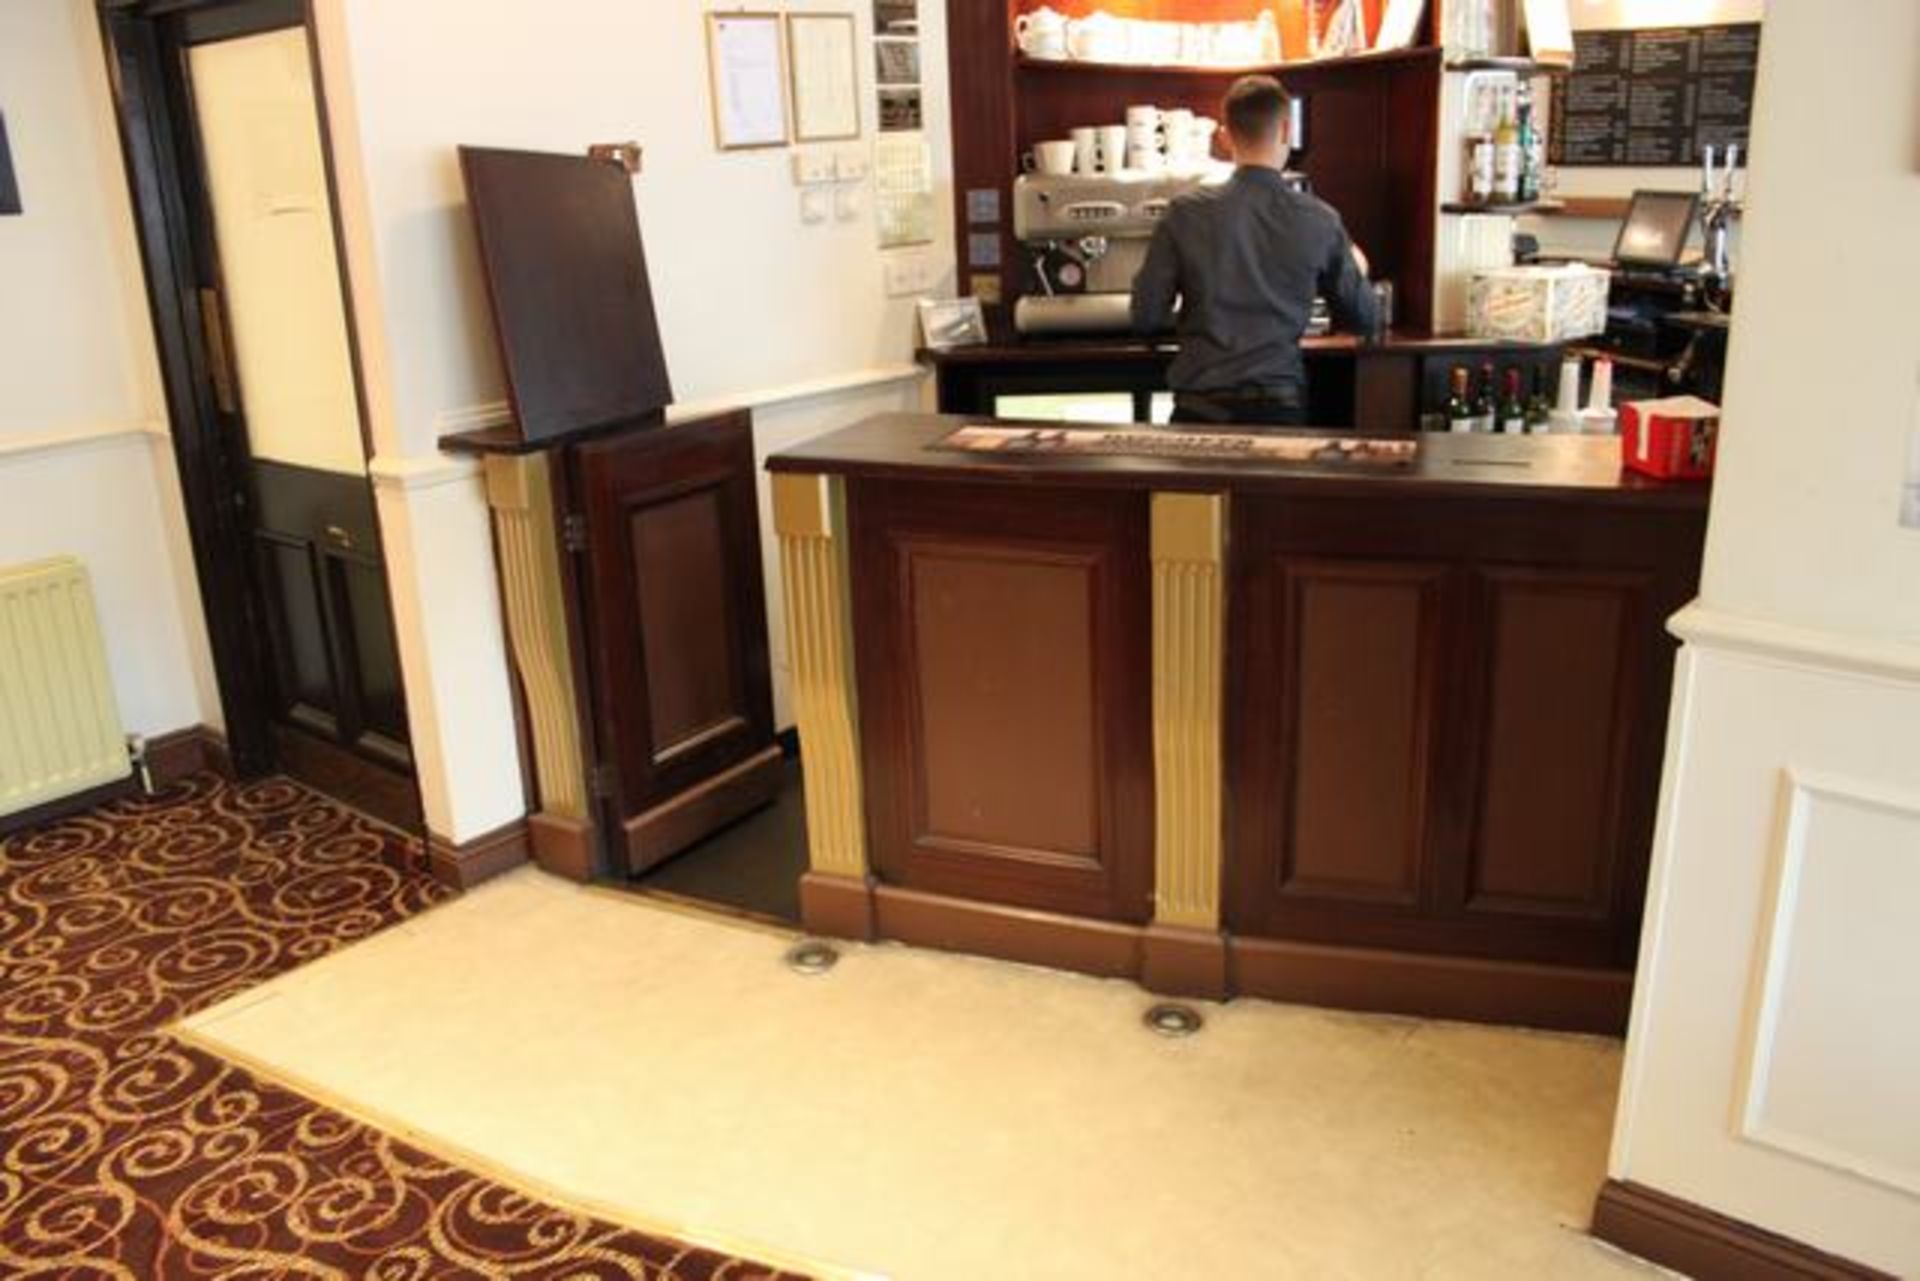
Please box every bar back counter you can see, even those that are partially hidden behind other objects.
[770,414,1708,1033]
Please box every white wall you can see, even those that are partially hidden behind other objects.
[314,0,953,841]
[1607,2,1920,1273]
[0,0,219,739]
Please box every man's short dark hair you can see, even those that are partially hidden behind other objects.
[1224,75,1292,146]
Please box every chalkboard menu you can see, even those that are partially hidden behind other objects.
[1549,23,1761,167]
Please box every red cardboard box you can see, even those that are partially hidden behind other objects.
[1621,395,1719,480]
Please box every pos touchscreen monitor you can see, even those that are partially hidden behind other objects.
[1613,190,1700,269]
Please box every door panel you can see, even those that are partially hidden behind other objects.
[1275,560,1446,908]
[1462,569,1648,920]
[188,27,365,478]
[629,486,745,760]
[850,479,1154,924]
[574,412,777,862]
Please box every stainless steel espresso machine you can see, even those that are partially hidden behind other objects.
[1012,168,1317,337]
[1012,170,1227,336]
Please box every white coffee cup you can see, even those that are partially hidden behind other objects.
[1071,126,1101,174]
[1067,11,1128,62]
[1095,124,1127,174]
[1024,139,1077,176]
[1125,104,1162,132]
[1128,145,1167,174]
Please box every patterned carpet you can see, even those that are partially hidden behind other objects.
[0,774,798,1278]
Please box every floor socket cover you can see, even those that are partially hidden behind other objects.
[1144,1002,1203,1037]
[785,939,840,975]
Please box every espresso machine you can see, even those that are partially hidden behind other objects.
[1012,171,1227,336]
[1011,168,1317,336]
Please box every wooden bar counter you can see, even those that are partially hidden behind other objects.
[768,414,1708,1033]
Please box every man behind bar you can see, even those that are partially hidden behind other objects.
[1132,75,1380,428]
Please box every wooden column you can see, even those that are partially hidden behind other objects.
[483,453,595,880]
[772,472,874,939]
[1144,491,1230,999]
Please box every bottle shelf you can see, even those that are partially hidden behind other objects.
[1444,56,1571,76]
[1442,200,1566,215]
[1013,47,1440,78]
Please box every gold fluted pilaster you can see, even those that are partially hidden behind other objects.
[1151,491,1228,930]
[772,471,868,879]
[484,453,589,822]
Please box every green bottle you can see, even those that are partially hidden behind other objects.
[1445,366,1475,433]
[1525,366,1553,434]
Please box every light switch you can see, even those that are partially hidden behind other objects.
[800,188,830,224]
[884,253,932,297]
[835,185,864,221]
[792,150,836,186]
[835,149,870,182]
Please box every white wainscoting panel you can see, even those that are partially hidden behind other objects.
[1739,768,1920,1196]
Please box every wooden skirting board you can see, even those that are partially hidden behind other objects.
[801,875,1631,1034]
[426,819,532,891]
[144,724,233,788]
[1591,1180,1893,1281]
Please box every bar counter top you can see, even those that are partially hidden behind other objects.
[767,412,1711,509]
[915,328,1554,367]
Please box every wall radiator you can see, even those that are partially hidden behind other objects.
[0,557,130,820]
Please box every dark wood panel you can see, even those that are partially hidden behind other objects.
[1462,569,1646,919]
[249,460,410,773]
[628,485,743,760]
[1275,561,1446,908]
[1226,487,1705,969]
[459,147,672,441]
[850,477,1155,923]
[910,545,1102,859]
[572,411,778,874]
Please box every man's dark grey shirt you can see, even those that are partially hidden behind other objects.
[1131,167,1379,395]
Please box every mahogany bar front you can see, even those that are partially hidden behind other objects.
[768,414,1708,1033]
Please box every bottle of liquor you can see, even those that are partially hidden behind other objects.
[1492,88,1521,204]
[1525,365,1553,434]
[1515,83,1539,204]
[1445,366,1475,433]
[1499,367,1527,433]
[1465,131,1495,207]
[1473,361,1497,432]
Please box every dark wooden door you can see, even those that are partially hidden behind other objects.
[103,0,418,829]
[572,412,778,873]
[1225,492,1702,969]
[848,478,1155,923]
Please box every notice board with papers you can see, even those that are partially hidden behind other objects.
[1548,23,1761,167]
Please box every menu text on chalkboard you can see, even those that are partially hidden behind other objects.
[1549,23,1761,168]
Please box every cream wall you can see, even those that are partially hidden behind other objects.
[1607,1,1920,1272]
[313,0,953,841]
[0,0,219,738]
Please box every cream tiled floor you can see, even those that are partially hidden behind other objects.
[180,868,1659,1280]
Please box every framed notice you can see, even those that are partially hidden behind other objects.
[787,13,861,143]
[707,12,789,150]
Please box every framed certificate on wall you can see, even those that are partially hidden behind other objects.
[706,12,789,150]
[787,13,861,143]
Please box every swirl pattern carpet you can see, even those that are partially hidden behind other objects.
[0,773,797,1278]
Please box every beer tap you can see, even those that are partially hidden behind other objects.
[1700,143,1742,304]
